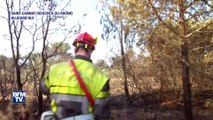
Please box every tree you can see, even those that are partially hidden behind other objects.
[146,1,212,119]
[5,0,36,90]
[101,0,212,119]
[100,0,146,98]
[3,0,80,117]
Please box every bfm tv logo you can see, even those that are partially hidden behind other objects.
[12,91,26,104]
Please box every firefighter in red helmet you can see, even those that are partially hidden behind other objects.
[41,32,111,120]
[73,32,97,50]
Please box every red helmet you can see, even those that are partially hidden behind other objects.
[73,32,97,50]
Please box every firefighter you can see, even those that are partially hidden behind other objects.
[40,32,111,120]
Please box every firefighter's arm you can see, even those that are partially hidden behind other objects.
[94,80,112,120]
[40,74,50,95]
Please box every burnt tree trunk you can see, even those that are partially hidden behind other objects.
[119,20,130,98]
[179,1,193,120]
[15,63,22,90]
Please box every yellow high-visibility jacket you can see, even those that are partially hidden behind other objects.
[41,56,110,119]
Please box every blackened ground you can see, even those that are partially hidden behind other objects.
[109,90,213,120]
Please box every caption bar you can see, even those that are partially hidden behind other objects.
[10,11,73,20]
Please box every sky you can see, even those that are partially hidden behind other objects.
[0,0,114,63]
